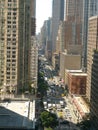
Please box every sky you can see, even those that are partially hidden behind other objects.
[36,0,52,34]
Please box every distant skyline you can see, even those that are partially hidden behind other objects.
[36,0,52,34]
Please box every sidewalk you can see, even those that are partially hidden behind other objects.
[63,96,78,124]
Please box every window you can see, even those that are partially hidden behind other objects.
[13,34,16,37]
[7,68,10,71]
[13,25,16,28]
[7,77,10,80]
[8,25,11,28]
[7,72,10,75]
[7,47,11,49]
[7,21,11,24]
[12,76,15,79]
[8,12,11,15]
[12,59,16,62]
[7,38,11,41]
[13,8,17,11]
[13,38,16,41]
[13,12,16,15]
[13,21,16,24]
[12,42,16,45]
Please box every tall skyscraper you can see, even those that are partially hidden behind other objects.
[82,0,98,100]
[66,0,83,22]
[87,16,98,101]
[52,0,64,53]
[0,0,35,93]
[30,36,38,93]
[88,0,98,17]
[29,0,38,93]
[64,0,83,52]
[91,50,98,129]
[56,21,65,53]
[31,0,36,36]
[82,0,98,71]
[89,16,98,130]
[82,0,89,71]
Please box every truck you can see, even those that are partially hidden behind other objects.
[60,101,65,108]
[43,101,47,109]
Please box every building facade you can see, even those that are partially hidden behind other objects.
[82,0,89,70]
[82,0,98,71]
[60,52,81,82]
[88,0,98,17]
[31,0,36,36]
[0,0,34,93]
[30,36,38,93]
[87,16,98,101]
[91,50,98,129]
[52,0,64,53]
[44,18,52,61]
[64,0,83,55]
[68,72,87,95]
[56,21,65,53]
[66,0,83,22]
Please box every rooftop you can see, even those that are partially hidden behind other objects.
[65,69,82,73]
[0,100,35,129]
[65,69,87,76]
[70,73,87,76]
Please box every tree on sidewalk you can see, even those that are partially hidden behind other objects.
[40,110,59,129]
[37,72,49,97]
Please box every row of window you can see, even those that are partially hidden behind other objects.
[7,46,16,49]
[7,16,16,20]
[7,43,17,46]
[7,30,16,33]
[7,34,16,37]
[7,59,16,62]
[8,12,17,15]
[7,21,16,24]
[6,71,16,75]
[7,64,16,67]
[8,25,16,28]
[7,51,16,54]
[6,77,16,80]
[7,55,16,58]
[7,38,16,41]
[8,3,17,7]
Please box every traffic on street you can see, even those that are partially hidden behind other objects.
[38,55,80,130]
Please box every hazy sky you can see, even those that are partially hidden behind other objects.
[36,0,52,34]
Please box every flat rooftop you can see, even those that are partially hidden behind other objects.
[65,69,87,76]
[66,69,82,73]
[0,100,35,129]
[70,73,87,76]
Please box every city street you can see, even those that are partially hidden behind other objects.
[38,55,80,130]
